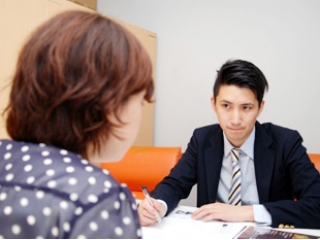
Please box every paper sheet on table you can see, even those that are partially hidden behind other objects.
[141,205,247,239]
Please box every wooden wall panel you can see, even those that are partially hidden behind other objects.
[0,0,156,145]
[67,0,97,10]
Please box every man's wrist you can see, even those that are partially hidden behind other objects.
[156,199,168,215]
[240,205,254,222]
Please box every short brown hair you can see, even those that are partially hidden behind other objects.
[4,10,154,157]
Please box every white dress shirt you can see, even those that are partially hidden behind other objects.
[217,127,272,225]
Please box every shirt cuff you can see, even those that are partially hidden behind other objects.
[156,199,168,215]
[253,204,272,226]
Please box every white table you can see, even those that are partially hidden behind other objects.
[141,205,320,239]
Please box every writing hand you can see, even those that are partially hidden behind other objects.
[138,198,166,226]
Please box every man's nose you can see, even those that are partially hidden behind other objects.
[230,109,241,125]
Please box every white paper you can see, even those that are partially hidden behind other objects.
[141,205,247,239]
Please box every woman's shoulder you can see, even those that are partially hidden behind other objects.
[0,139,124,203]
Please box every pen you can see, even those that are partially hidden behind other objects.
[141,185,162,225]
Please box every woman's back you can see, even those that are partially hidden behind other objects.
[0,140,141,238]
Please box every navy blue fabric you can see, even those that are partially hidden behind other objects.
[0,140,141,238]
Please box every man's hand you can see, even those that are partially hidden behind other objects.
[138,198,166,226]
[191,203,254,222]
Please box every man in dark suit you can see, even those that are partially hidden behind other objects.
[138,59,320,229]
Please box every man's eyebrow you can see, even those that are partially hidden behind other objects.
[219,100,256,106]
[219,100,232,104]
[242,103,255,106]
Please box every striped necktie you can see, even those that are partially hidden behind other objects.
[228,148,242,206]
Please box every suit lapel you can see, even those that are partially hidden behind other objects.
[204,127,224,203]
[254,122,275,203]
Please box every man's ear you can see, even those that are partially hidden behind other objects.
[258,100,265,116]
[210,97,216,113]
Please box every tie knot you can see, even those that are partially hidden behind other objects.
[231,148,240,162]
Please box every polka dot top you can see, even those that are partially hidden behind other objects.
[0,139,142,238]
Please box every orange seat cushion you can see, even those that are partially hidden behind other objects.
[309,153,320,173]
[100,146,182,199]
[131,191,145,200]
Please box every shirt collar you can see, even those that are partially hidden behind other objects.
[223,126,255,159]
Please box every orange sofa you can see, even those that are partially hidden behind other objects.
[100,149,318,200]
[100,146,182,199]
[309,153,320,173]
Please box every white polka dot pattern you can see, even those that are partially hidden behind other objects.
[0,140,141,238]
[75,207,83,215]
[0,192,7,201]
[4,152,11,160]
[12,224,21,235]
[43,158,52,165]
[89,222,98,231]
[101,210,109,219]
[26,176,35,184]
[4,206,12,215]
[43,207,51,216]
[27,215,36,225]
[63,222,70,232]
[70,193,78,201]
[20,198,29,207]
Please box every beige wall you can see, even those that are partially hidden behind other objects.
[0,0,156,146]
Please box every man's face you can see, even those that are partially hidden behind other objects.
[211,85,264,147]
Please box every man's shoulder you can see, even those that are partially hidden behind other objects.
[195,123,220,131]
[191,124,223,145]
[257,122,301,144]
[259,122,297,134]
[194,124,221,135]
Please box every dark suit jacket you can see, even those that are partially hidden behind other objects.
[151,122,320,228]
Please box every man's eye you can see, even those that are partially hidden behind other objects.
[222,104,230,109]
[243,106,251,110]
